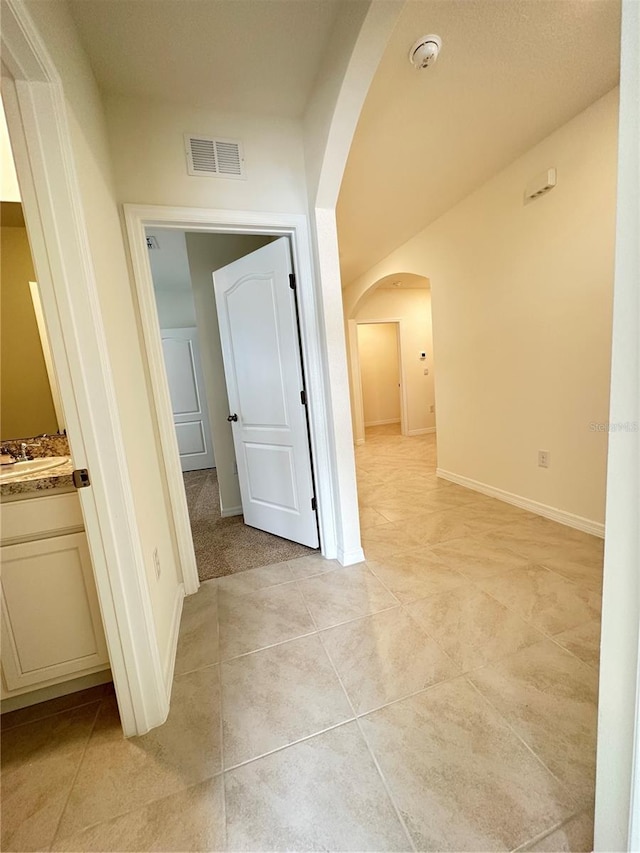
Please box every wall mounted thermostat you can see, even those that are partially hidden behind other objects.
[420,352,427,360]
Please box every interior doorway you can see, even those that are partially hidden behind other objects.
[144,227,318,581]
[356,322,402,435]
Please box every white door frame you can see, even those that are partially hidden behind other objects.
[2,2,168,735]
[124,205,339,587]
[348,318,408,445]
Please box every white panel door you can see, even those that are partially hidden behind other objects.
[161,327,215,472]
[213,238,319,548]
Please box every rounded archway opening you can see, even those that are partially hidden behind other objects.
[347,270,436,447]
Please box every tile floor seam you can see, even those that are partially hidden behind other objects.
[294,558,417,849]
[313,622,417,853]
[394,588,548,675]
[48,698,103,849]
[510,806,590,852]
[365,558,469,606]
[293,574,402,631]
[354,560,405,603]
[0,697,104,733]
[215,592,228,853]
[222,717,358,774]
[219,627,319,664]
[173,660,221,679]
[46,774,226,851]
[463,676,582,811]
[463,570,602,663]
[215,572,300,597]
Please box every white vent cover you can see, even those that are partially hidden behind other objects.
[524,168,557,204]
[184,135,245,179]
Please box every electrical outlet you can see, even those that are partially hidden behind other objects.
[430,404,435,413]
[423,368,429,375]
[153,547,161,580]
[538,450,550,469]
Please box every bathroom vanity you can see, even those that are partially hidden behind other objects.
[0,443,110,711]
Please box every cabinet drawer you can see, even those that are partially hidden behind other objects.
[1,492,83,544]
[1,532,109,691]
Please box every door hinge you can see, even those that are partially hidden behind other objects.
[73,468,91,489]
[311,496,317,511]
[289,273,296,290]
[300,389,307,406]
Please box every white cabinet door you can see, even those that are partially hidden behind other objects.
[1,532,109,691]
[213,237,319,548]
[161,327,215,472]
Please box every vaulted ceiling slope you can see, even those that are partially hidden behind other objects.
[68,0,340,118]
[337,0,621,286]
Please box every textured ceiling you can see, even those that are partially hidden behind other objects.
[68,0,339,117]
[337,0,621,285]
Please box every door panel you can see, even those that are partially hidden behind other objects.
[1,533,109,691]
[175,421,208,456]
[161,327,215,472]
[213,238,318,548]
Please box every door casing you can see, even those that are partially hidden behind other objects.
[349,318,409,444]
[2,2,169,736]
[124,205,341,594]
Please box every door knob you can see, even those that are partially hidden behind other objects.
[227,413,238,422]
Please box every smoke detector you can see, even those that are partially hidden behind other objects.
[409,34,442,70]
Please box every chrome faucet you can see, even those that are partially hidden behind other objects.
[18,442,41,461]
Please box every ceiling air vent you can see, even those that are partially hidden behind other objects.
[184,135,245,179]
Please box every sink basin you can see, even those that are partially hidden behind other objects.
[0,456,71,482]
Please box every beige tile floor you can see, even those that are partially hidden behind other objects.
[1,425,603,852]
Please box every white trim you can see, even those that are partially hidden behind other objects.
[436,468,605,538]
[1,2,168,735]
[408,427,436,436]
[595,2,640,848]
[123,204,339,566]
[337,545,366,566]
[364,418,401,427]
[123,215,199,595]
[28,281,65,431]
[220,506,243,518]
[163,583,185,695]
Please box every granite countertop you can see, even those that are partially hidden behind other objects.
[0,434,76,500]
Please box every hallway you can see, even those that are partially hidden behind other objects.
[1,428,602,851]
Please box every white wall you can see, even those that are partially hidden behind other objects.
[185,232,273,514]
[344,88,618,528]
[353,287,435,438]
[106,95,308,214]
[147,229,196,329]
[301,0,402,564]
[23,0,182,675]
[357,323,400,426]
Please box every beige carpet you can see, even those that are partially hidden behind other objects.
[183,468,316,581]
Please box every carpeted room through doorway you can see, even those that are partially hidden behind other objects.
[183,469,315,581]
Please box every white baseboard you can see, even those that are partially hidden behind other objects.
[164,582,185,696]
[408,427,436,436]
[337,545,366,566]
[364,418,401,427]
[220,506,242,518]
[436,468,605,538]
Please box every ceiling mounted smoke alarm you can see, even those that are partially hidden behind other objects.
[409,34,442,70]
